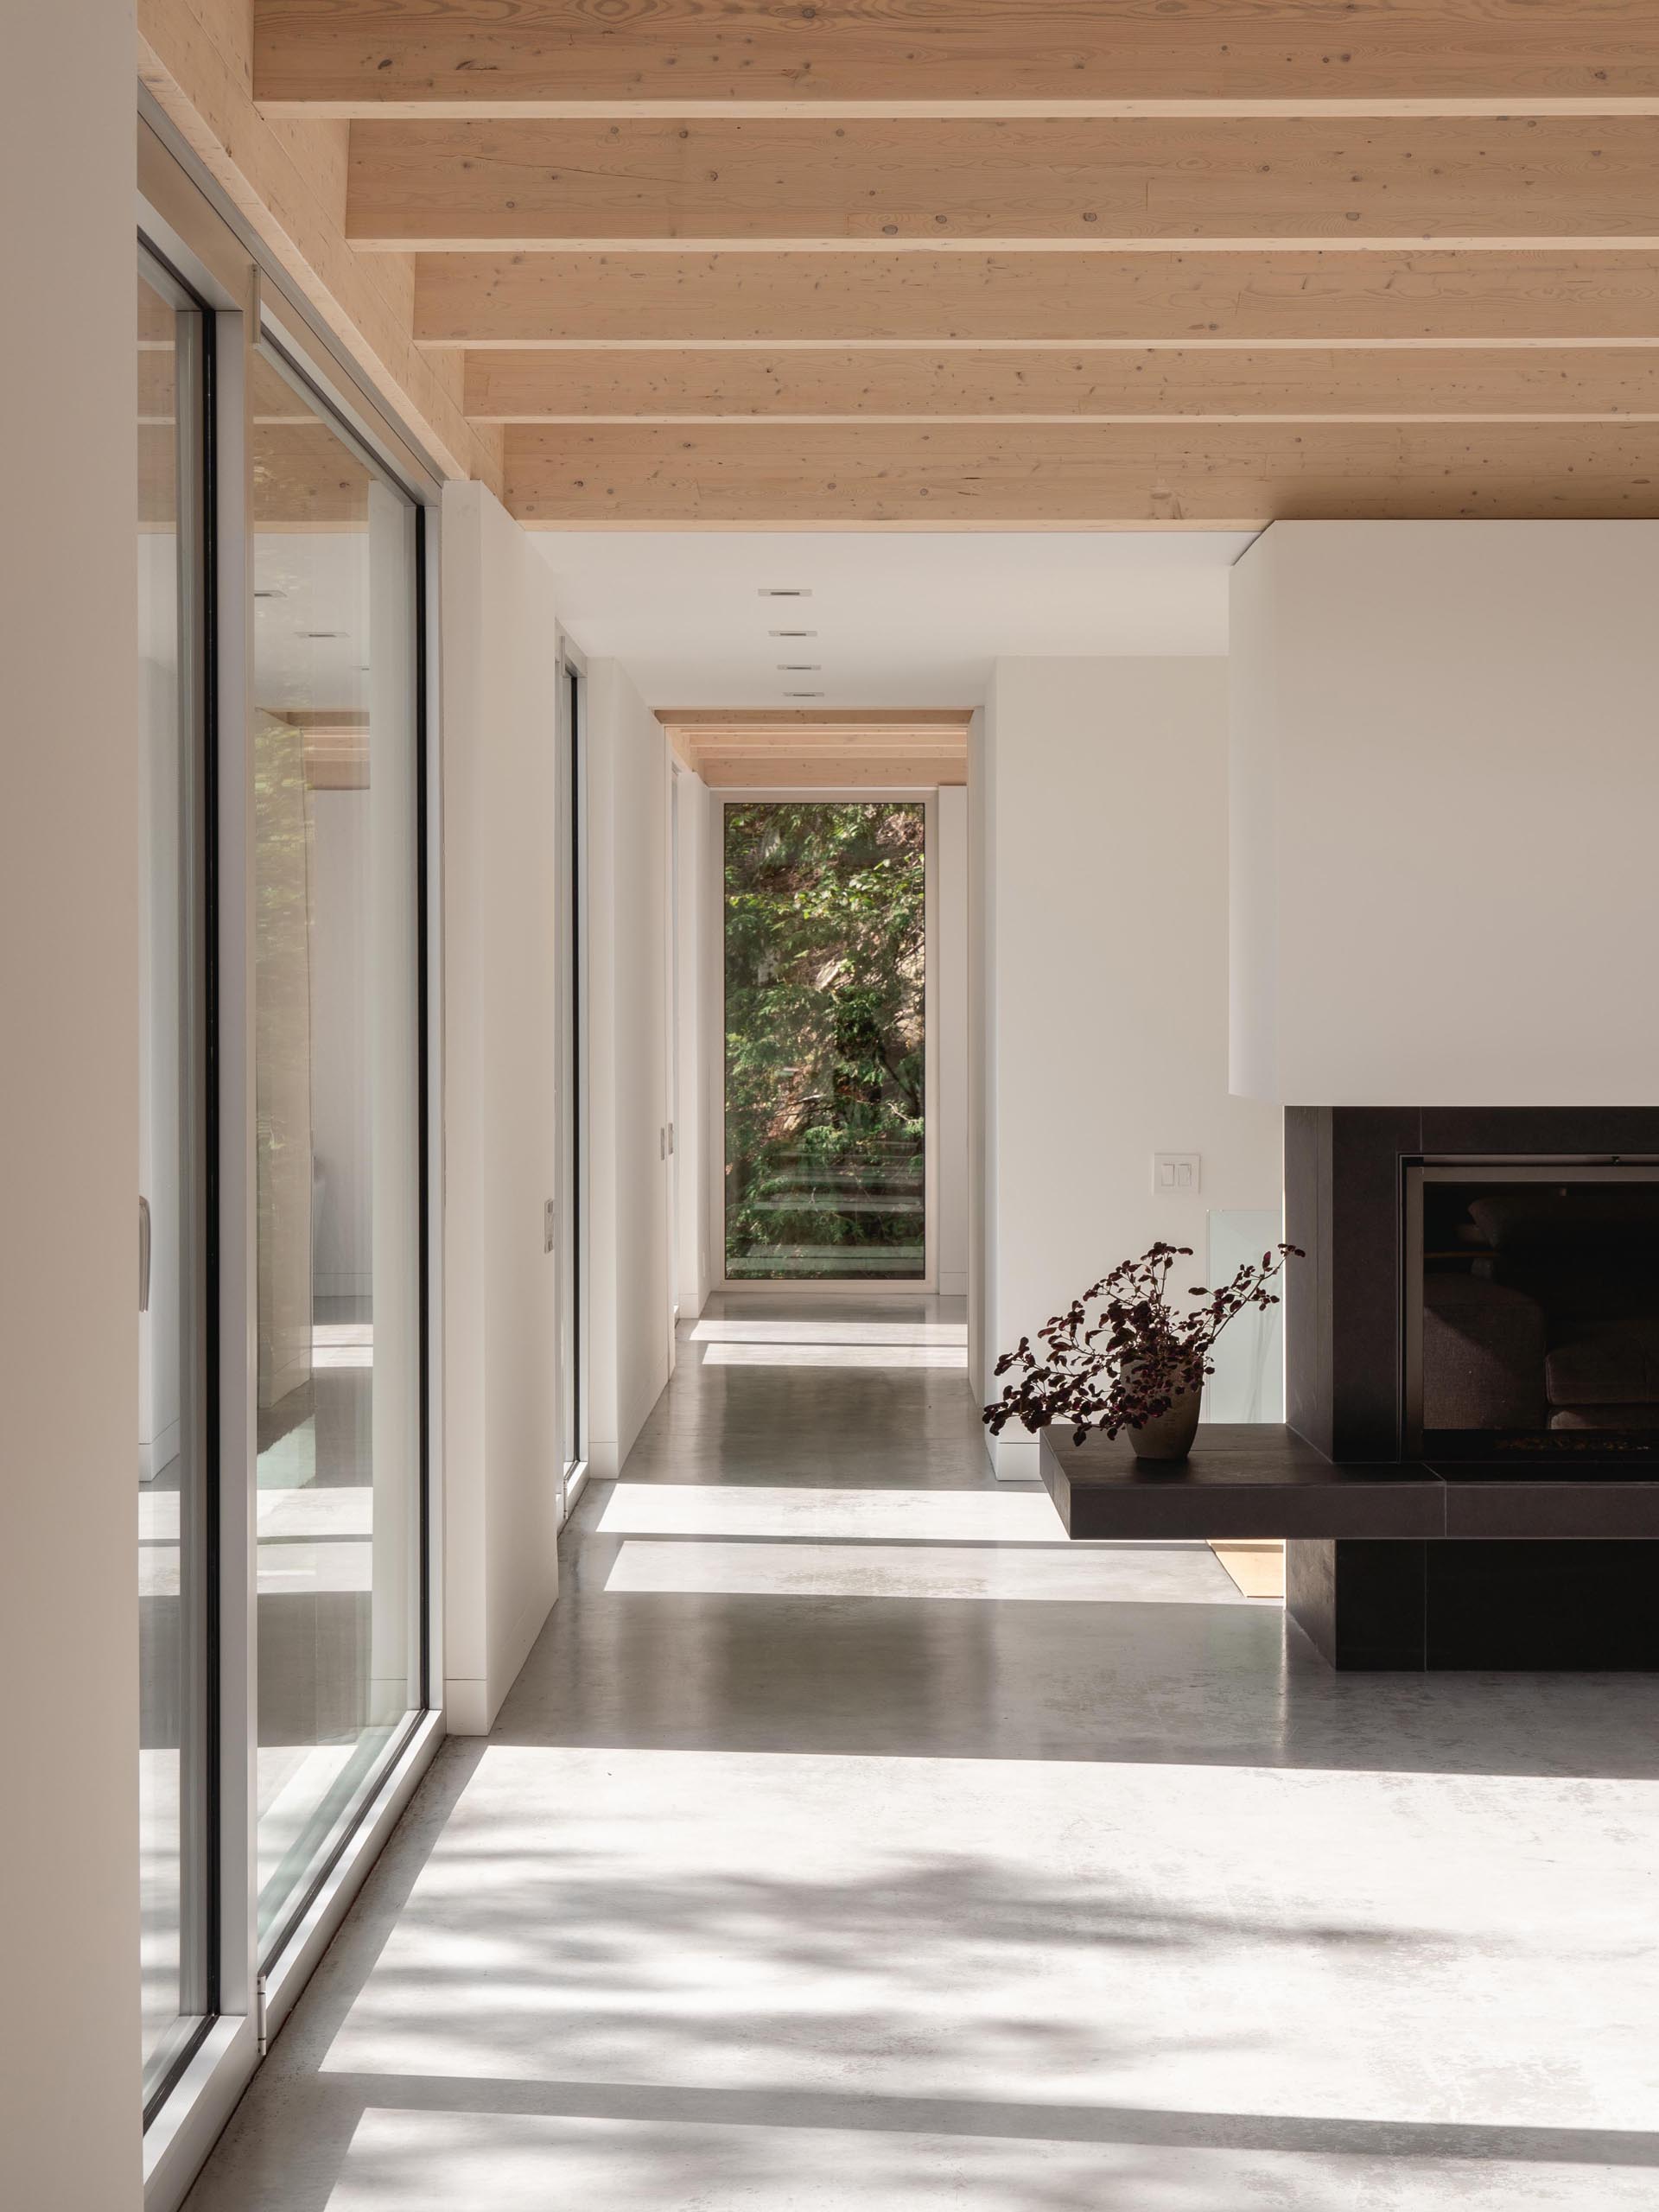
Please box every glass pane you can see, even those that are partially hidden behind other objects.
[1417,1171,1659,1458]
[1204,1210,1287,1422]
[138,261,210,2098]
[724,802,926,1281]
[251,353,422,1951]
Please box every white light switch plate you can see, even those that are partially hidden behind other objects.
[1154,1152,1202,1195]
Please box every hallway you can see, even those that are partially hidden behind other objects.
[186,1299,1659,2211]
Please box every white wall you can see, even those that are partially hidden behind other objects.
[0,2,142,2201]
[440,482,563,1734]
[975,660,1283,1474]
[587,660,675,1476]
[935,786,969,1299]
[1231,520,1659,1107]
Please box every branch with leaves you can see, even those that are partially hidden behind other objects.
[984,1241,1303,1446]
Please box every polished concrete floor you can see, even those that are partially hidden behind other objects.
[187,1295,1659,2210]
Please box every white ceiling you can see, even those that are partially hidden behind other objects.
[537,531,1254,709]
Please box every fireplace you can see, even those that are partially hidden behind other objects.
[1279,1108,1659,1668]
[1285,1108,1659,1465]
[1406,1162,1659,1459]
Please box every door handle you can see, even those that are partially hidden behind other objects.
[139,1195,151,1313]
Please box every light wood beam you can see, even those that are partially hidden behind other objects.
[348,116,1659,252]
[659,710,971,788]
[417,250,1659,348]
[254,1,1659,116]
[660,710,971,731]
[505,420,1659,525]
[465,345,1659,422]
[139,0,501,488]
[694,753,968,786]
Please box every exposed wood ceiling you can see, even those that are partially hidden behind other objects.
[142,1,1659,528]
[659,709,970,786]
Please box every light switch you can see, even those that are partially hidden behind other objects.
[1154,1152,1202,1194]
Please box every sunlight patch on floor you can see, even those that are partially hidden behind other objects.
[596,1484,1071,1544]
[699,1341,969,1370]
[321,2104,1650,2212]
[601,1536,1250,1605]
[312,1741,1659,2212]
[691,1319,969,1347]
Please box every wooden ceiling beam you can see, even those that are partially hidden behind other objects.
[660,709,970,739]
[505,420,1659,525]
[254,1,1659,116]
[138,0,502,491]
[416,250,1659,349]
[347,116,1659,253]
[693,753,969,787]
[465,344,1659,423]
[660,709,971,787]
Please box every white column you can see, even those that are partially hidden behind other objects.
[0,1,143,2199]
[976,660,1282,1477]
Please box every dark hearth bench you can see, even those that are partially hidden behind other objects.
[1039,1423,1659,1669]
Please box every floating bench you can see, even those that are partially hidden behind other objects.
[1039,1423,1659,1669]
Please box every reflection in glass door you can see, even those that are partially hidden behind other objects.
[556,660,585,1496]
[723,802,927,1281]
[251,345,423,1951]
[137,254,213,2104]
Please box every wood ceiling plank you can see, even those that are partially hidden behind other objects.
[695,753,969,787]
[254,1,1659,115]
[659,709,971,728]
[417,250,1659,347]
[505,420,1659,524]
[466,344,1659,421]
[349,116,1659,252]
[687,737,969,755]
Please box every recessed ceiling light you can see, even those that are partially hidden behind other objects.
[769,628,817,639]
[785,690,825,698]
[254,588,285,601]
[758,587,812,599]
[301,629,347,639]
[778,664,822,672]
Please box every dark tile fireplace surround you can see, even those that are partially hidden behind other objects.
[1283,1105,1659,1667]
[1039,1108,1659,1669]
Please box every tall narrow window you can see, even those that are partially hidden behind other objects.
[137,255,213,2103]
[251,346,423,1952]
[724,802,926,1281]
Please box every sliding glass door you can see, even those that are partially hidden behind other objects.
[723,801,928,1282]
[137,252,214,2107]
[138,131,435,2182]
[250,346,424,1954]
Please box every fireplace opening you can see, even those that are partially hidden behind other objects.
[1405,1161,1659,1458]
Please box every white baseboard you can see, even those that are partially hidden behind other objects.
[987,1432,1042,1482]
[442,1678,493,1737]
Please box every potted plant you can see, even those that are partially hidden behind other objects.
[983,1240,1302,1462]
